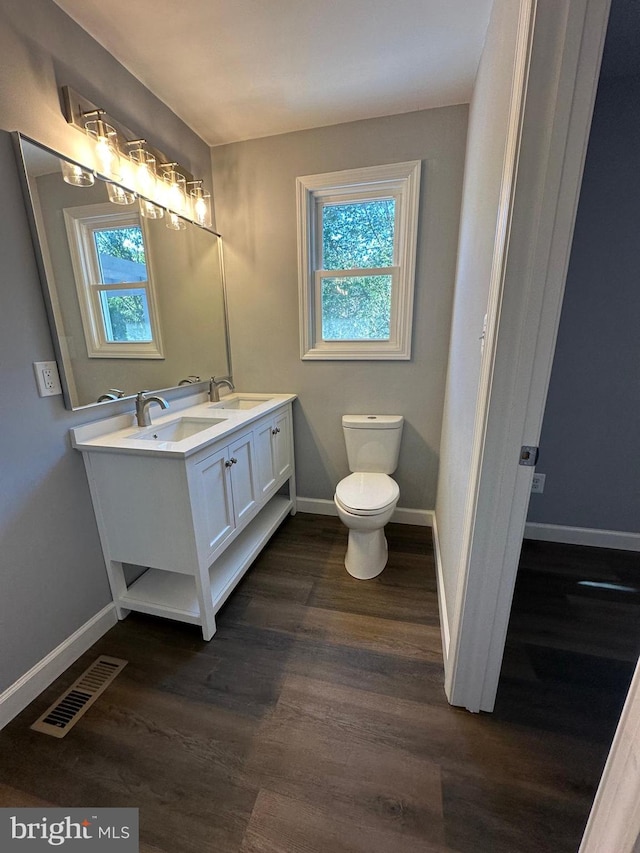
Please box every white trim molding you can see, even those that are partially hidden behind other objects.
[0,604,117,730]
[432,513,451,660]
[296,497,433,527]
[525,523,640,552]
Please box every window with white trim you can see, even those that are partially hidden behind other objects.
[64,203,164,359]
[296,161,421,359]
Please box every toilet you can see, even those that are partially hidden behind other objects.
[334,415,404,579]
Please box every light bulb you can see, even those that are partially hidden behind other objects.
[128,143,156,197]
[139,198,164,219]
[166,211,186,231]
[85,118,121,181]
[189,184,212,228]
[160,167,187,216]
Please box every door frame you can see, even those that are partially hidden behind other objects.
[444,0,611,712]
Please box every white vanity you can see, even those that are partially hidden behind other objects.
[71,392,296,640]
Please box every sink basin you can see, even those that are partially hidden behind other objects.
[137,417,226,442]
[211,395,274,410]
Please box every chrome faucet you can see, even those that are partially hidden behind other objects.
[209,376,235,402]
[97,388,125,402]
[135,391,169,427]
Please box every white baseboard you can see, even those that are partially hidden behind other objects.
[0,603,117,730]
[296,496,433,527]
[524,522,640,552]
[431,513,450,660]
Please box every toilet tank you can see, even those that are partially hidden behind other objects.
[342,415,404,474]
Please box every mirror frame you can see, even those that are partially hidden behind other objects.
[13,132,233,412]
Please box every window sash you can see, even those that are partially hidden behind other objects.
[315,194,400,272]
[315,268,399,343]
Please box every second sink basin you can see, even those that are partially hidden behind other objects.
[211,395,274,410]
[137,417,226,442]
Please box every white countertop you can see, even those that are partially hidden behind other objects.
[70,392,297,459]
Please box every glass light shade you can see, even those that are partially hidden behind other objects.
[139,198,164,219]
[84,118,121,181]
[60,159,94,187]
[106,181,136,205]
[189,185,212,228]
[166,211,186,231]
[161,168,187,216]
[129,145,157,197]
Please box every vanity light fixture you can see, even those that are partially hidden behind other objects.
[188,181,212,229]
[61,86,216,231]
[60,159,95,187]
[83,110,121,181]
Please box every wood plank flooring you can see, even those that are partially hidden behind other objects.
[0,515,635,852]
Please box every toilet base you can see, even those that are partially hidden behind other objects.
[345,528,388,580]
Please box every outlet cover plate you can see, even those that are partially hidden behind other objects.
[33,360,62,397]
[531,473,546,494]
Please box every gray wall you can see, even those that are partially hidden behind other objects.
[211,107,468,508]
[527,72,640,533]
[0,0,211,692]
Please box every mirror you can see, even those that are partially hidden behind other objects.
[15,134,231,410]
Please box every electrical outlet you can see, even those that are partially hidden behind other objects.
[33,360,62,397]
[531,473,546,494]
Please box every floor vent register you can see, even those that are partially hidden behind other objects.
[31,656,128,738]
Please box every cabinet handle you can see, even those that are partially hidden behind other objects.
[225,459,233,467]
[272,427,281,435]
[231,457,238,464]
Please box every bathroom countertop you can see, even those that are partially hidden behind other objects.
[70,391,297,459]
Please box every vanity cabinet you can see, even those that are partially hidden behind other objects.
[76,399,296,640]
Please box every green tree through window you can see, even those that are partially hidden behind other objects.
[93,226,151,342]
[321,199,395,340]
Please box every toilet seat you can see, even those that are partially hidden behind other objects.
[335,472,399,515]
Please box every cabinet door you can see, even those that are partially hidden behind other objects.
[254,417,277,499]
[229,432,258,525]
[194,446,235,560]
[273,409,292,481]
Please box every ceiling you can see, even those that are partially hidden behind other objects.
[52,0,493,147]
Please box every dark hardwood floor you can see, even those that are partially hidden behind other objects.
[1,515,636,852]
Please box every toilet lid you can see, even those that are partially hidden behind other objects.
[335,472,399,514]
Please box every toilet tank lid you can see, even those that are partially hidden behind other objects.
[342,415,403,429]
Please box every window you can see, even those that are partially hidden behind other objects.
[296,161,421,359]
[64,203,164,359]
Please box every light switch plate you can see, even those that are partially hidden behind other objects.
[33,360,62,397]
